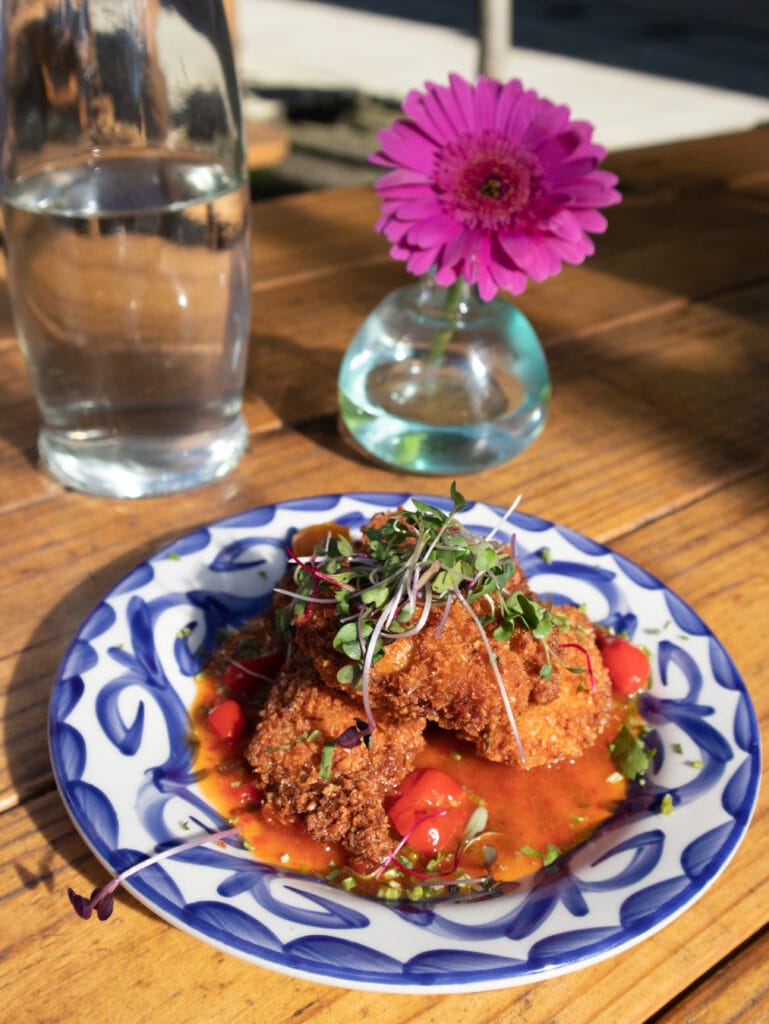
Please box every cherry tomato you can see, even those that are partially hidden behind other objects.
[222,651,285,694]
[234,782,264,809]
[207,699,247,741]
[386,768,469,855]
[596,633,650,694]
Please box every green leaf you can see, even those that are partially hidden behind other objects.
[362,583,390,607]
[493,622,514,642]
[449,481,467,512]
[336,664,355,685]
[433,568,462,593]
[532,620,553,640]
[412,498,446,523]
[472,542,499,572]
[335,534,353,557]
[332,622,359,650]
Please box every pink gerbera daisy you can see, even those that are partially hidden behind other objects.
[371,73,621,301]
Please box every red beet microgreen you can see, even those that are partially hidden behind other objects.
[67,825,239,921]
[559,641,597,690]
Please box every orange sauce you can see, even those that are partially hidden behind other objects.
[191,630,628,894]
[412,720,626,881]
[191,669,347,876]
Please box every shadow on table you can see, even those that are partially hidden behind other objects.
[4,530,208,913]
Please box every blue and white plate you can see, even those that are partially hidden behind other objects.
[49,493,760,992]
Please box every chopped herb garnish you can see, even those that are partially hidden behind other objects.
[659,793,674,816]
[609,724,654,782]
[520,843,561,866]
[318,741,336,780]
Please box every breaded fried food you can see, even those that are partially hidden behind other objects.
[245,653,426,870]
[294,600,613,769]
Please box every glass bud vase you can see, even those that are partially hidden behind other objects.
[338,274,551,474]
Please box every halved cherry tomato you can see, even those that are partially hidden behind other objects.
[207,699,247,741]
[222,651,285,695]
[386,768,470,855]
[596,633,650,694]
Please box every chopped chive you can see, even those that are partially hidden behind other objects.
[318,741,335,780]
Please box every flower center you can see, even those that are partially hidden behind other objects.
[435,131,542,231]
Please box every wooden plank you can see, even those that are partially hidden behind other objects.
[245,274,769,451]
[656,928,769,1024]
[605,125,769,194]
[248,187,390,287]
[550,282,769,474]
[247,179,769,305]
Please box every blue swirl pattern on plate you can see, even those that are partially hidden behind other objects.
[49,494,761,992]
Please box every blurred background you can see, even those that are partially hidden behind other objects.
[230,0,769,195]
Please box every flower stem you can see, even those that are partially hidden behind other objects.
[427,278,465,364]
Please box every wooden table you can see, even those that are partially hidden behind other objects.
[2,127,768,1023]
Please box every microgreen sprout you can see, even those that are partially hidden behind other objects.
[67,824,239,921]
[558,642,597,690]
[282,485,575,766]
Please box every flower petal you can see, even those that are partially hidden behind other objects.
[377,121,438,174]
[432,78,472,135]
[406,246,439,275]
[501,88,538,142]
[374,167,431,191]
[407,214,462,248]
[571,209,609,233]
[499,232,562,281]
[401,88,447,145]
[448,72,478,132]
[473,75,501,132]
[434,265,458,287]
[417,87,461,145]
